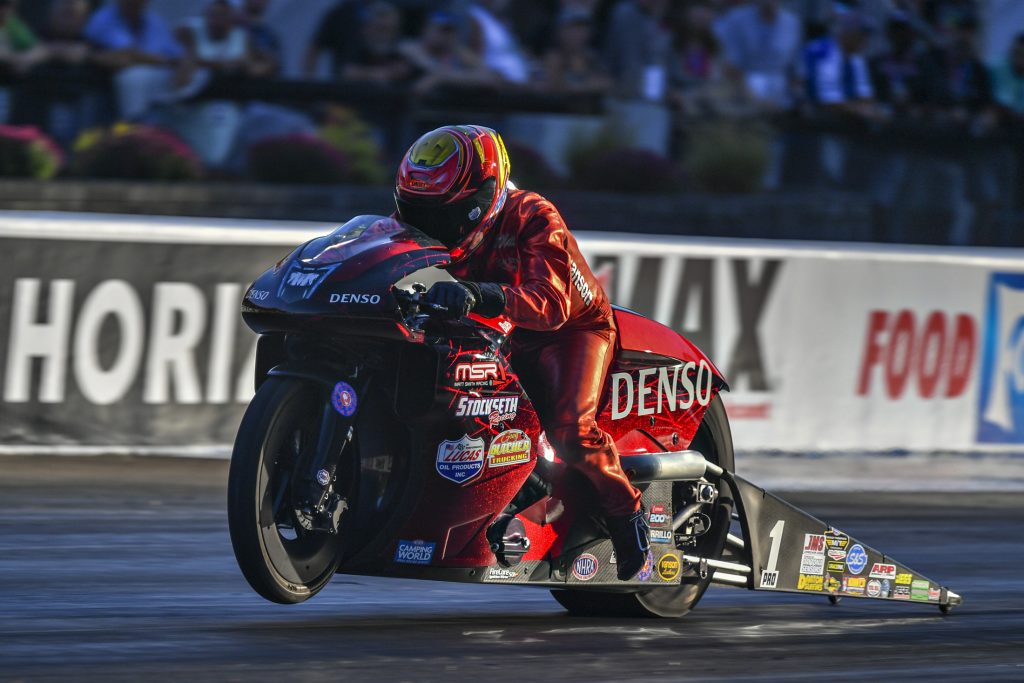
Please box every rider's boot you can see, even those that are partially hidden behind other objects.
[607,505,650,580]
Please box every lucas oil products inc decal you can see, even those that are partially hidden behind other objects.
[394,539,435,565]
[455,395,518,424]
[435,435,486,484]
[486,429,531,468]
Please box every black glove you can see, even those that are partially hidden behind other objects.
[425,281,506,319]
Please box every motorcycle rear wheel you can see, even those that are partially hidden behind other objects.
[228,376,346,604]
[550,395,735,618]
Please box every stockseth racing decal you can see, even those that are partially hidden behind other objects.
[455,396,518,425]
[394,539,435,565]
[486,429,531,468]
[435,435,486,484]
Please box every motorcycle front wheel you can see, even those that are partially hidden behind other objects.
[227,376,347,604]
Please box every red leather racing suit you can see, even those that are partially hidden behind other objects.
[448,189,642,516]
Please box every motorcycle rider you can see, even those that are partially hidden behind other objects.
[393,124,650,580]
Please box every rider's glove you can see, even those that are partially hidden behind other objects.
[425,281,506,319]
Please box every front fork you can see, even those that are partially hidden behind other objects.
[297,370,372,534]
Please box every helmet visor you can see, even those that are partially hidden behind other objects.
[395,178,496,249]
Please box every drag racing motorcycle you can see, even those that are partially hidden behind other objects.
[228,215,961,617]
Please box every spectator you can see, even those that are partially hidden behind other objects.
[990,33,1024,120]
[917,12,994,131]
[871,11,926,113]
[604,0,674,101]
[238,0,281,78]
[303,0,366,78]
[177,0,249,77]
[400,10,491,96]
[35,0,98,145]
[714,0,803,109]
[0,0,46,75]
[539,7,609,95]
[670,2,749,117]
[804,9,880,120]
[465,0,531,84]
[44,0,92,67]
[83,0,188,120]
[340,1,414,85]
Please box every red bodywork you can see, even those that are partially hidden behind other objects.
[243,215,726,572]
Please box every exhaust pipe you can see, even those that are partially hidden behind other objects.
[619,450,708,483]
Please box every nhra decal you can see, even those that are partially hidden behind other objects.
[435,434,486,484]
[486,429,531,468]
[978,273,1024,442]
[455,396,518,424]
[452,361,505,389]
[572,553,599,581]
[394,539,435,565]
[611,360,714,420]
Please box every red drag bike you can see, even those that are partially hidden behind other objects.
[228,215,960,617]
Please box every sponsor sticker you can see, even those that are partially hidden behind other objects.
[911,579,930,602]
[572,553,599,581]
[978,272,1024,442]
[760,570,780,589]
[650,529,673,544]
[866,579,882,598]
[827,560,846,573]
[828,549,847,561]
[825,528,850,551]
[455,396,519,422]
[452,361,505,389]
[657,554,681,581]
[329,293,381,304]
[797,574,823,591]
[826,575,842,593]
[394,539,435,565]
[800,533,826,575]
[893,584,911,600]
[486,429,531,468]
[649,505,669,526]
[611,360,714,420]
[869,563,897,580]
[843,576,867,595]
[895,572,913,586]
[330,381,358,417]
[846,544,868,575]
[928,587,941,602]
[435,434,486,484]
[881,579,892,597]
[487,566,517,580]
[247,288,270,301]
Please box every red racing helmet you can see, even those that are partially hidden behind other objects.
[394,125,511,262]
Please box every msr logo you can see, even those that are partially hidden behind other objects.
[978,273,1024,442]
[453,361,504,387]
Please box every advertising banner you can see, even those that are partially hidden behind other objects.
[2,213,1023,453]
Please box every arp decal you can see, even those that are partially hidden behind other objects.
[435,434,486,484]
[394,539,435,565]
[869,563,896,580]
[611,360,714,420]
[978,273,1024,443]
[572,553,599,581]
[486,429,531,468]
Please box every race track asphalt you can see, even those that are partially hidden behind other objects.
[0,456,1021,683]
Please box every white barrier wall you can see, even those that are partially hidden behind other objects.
[2,212,1023,453]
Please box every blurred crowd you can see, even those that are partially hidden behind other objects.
[0,0,1022,167]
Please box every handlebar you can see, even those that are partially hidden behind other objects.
[392,285,449,332]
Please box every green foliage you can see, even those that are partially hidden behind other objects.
[0,126,64,179]
[683,121,771,194]
[319,107,388,185]
[72,124,203,181]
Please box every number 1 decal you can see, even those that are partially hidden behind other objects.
[759,520,785,589]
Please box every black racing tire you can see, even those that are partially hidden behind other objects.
[551,395,735,618]
[228,376,342,604]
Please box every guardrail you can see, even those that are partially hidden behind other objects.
[2,211,1023,454]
